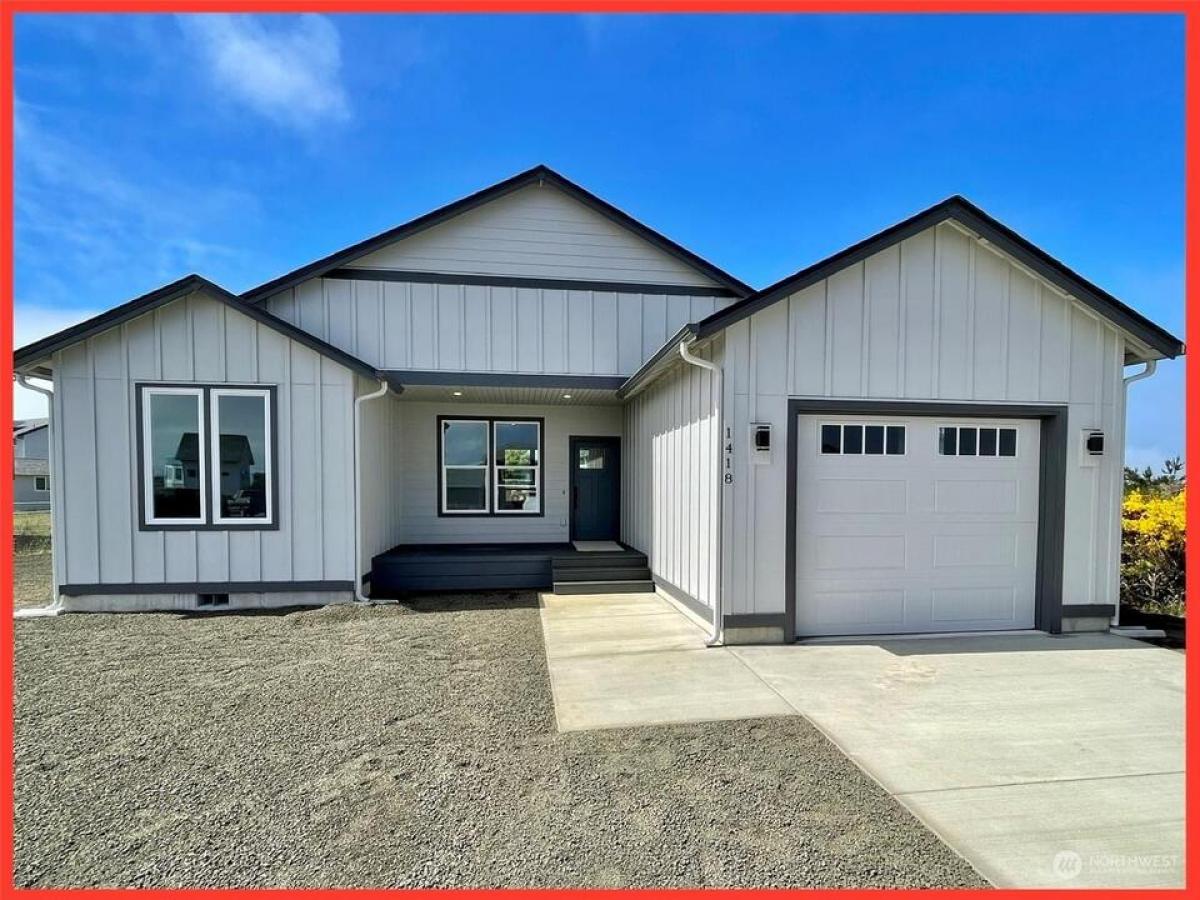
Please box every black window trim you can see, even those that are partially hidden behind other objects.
[135,382,280,532]
[818,422,908,456]
[938,423,1020,458]
[436,414,545,518]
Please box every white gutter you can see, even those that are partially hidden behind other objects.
[353,378,391,604]
[678,339,724,646]
[1123,358,1157,387]
[1113,359,1160,627]
[14,374,62,618]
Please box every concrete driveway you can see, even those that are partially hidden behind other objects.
[540,593,1185,889]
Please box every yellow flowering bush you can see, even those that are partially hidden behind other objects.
[1121,488,1185,616]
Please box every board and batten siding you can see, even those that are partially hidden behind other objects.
[346,182,723,287]
[358,384,405,582]
[391,401,622,544]
[50,290,359,591]
[622,339,723,611]
[720,221,1126,619]
[264,278,729,377]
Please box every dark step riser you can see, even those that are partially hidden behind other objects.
[377,560,551,577]
[552,581,656,595]
[551,567,652,583]
[552,557,648,570]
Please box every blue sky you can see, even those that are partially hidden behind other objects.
[13,13,1185,469]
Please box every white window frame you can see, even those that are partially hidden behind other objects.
[493,419,541,515]
[210,388,274,527]
[141,386,207,526]
[441,418,490,515]
[34,475,49,492]
[819,422,907,456]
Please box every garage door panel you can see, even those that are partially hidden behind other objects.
[812,534,907,570]
[934,479,1018,514]
[815,478,908,514]
[930,586,1020,625]
[796,414,1040,636]
[810,588,907,628]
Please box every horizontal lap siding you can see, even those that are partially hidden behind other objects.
[393,401,622,544]
[265,279,728,377]
[726,221,1125,616]
[52,291,358,592]
[622,340,721,610]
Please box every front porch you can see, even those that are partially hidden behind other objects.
[370,542,651,596]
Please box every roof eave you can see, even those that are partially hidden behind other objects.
[239,165,752,304]
[693,196,1183,360]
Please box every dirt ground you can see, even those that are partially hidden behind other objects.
[13,594,986,889]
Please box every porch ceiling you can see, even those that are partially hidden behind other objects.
[395,384,621,405]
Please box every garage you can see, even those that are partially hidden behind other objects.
[793,413,1042,637]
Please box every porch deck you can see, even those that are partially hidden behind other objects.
[370,542,652,596]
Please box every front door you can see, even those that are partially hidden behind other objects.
[570,437,620,542]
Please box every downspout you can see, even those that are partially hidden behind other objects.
[354,378,390,604]
[678,338,724,646]
[14,374,61,617]
[1117,359,1159,628]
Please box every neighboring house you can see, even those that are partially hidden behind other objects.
[13,418,50,511]
[12,166,1183,642]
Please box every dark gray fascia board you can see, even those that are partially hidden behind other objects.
[695,196,1183,360]
[13,273,383,383]
[14,274,219,370]
[240,165,752,303]
[326,267,740,298]
[615,324,697,399]
[383,370,625,391]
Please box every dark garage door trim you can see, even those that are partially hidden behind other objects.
[784,399,1069,642]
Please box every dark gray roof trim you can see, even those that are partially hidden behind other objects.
[694,195,1183,360]
[13,274,383,382]
[240,165,752,303]
[13,419,48,437]
[327,267,740,298]
[615,324,697,399]
[384,370,625,391]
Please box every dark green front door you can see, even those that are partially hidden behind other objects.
[570,437,620,542]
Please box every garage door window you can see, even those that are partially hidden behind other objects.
[939,426,1017,457]
[821,423,905,455]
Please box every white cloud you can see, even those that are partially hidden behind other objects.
[179,14,349,130]
[12,304,102,419]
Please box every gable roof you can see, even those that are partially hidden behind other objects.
[694,195,1184,360]
[239,165,753,303]
[14,418,49,438]
[13,274,382,382]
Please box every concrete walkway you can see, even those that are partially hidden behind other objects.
[539,592,1185,889]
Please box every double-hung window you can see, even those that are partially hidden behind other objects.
[139,384,275,529]
[439,416,543,516]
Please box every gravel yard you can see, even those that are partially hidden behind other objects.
[14,595,986,888]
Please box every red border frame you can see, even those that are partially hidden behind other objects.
[0,1,1194,895]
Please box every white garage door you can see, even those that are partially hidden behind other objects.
[794,414,1040,637]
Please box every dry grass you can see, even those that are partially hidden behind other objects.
[13,511,53,609]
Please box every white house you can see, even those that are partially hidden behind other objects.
[13,166,1182,642]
